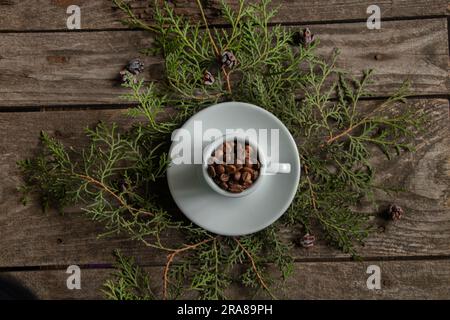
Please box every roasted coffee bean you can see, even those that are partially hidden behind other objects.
[216,164,225,174]
[226,164,237,174]
[223,141,233,153]
[225,153,233,164]
[243,180,253,188]
[214,148,223,160]
[207,165,216,178]
[241,167,253,174]
[245,144,253,154]
[241,171,252,182]
[229,185,244,193]
[219,182,228,190]
[208,140,261,194]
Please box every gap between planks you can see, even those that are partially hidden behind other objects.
[0,14,449,34]
[0,96,449,113]
[0,18,448,106]
[1,254,450,274]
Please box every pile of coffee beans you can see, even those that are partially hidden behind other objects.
[207,140,260,193]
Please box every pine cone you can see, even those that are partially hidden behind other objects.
[126,58,144,75]
[291,28,315,47]
[119,69,138,84]
[387,204,404,221]
[203,71,215,85]
[221,51,237,69]
[300,233,315,248]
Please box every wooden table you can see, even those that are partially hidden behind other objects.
[0,1,449,299]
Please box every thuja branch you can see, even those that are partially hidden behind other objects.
[195,0,232,93]
[76,173,154,218]
[195,0,220,57]
[234,238,276,299]
[163,237,216,299]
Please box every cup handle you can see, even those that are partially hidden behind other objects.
[265,163,291,175]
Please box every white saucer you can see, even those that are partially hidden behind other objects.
[167,102,301,236]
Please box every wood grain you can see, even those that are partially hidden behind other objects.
[0,99,448,268]
[0,0,448,31]
[290,99,450,259]
[0,19,448,108]
[0,109,173,268]
[3,259,450,299]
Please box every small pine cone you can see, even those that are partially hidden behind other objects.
[387,204,404,221]
[221,51,237,69]
[203,71,215,85]
[126,58,144,75]
[298,28,315,47]
[300,233,315,248]
[119,69,137,84]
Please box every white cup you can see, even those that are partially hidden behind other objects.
[202,133,291,198]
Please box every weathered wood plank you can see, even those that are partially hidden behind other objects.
[0,0,448,31]
[0,109,174,268]
[0,99,448,267]
[289,98,450,259]
[3,259,450,299]
[0,19,448,108]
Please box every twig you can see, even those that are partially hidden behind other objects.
[222,67,232,93]
[113,0,159,33]
[76,174,154,218]
[302,162,348,233]
[302,164,318,210]
[163,237,216,299]
[325,120,365,145]
[195,0,220,57]
[223,0,244,51]
[326,99,397,145]
[234,238,276,299]
[195,0,232,94]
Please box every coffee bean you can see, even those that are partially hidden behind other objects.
[214,148,223,160]
[225,153,233,164]
[226,164,237,174]
[223,141,233,153]
[241,167,253,174]
[229,185,244,193]
[216,164,225,174]
[219,182,228,190]
[243,180,253,188]
[241,171,252,183]
[208,139,261,194]
[207,165,216,178]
